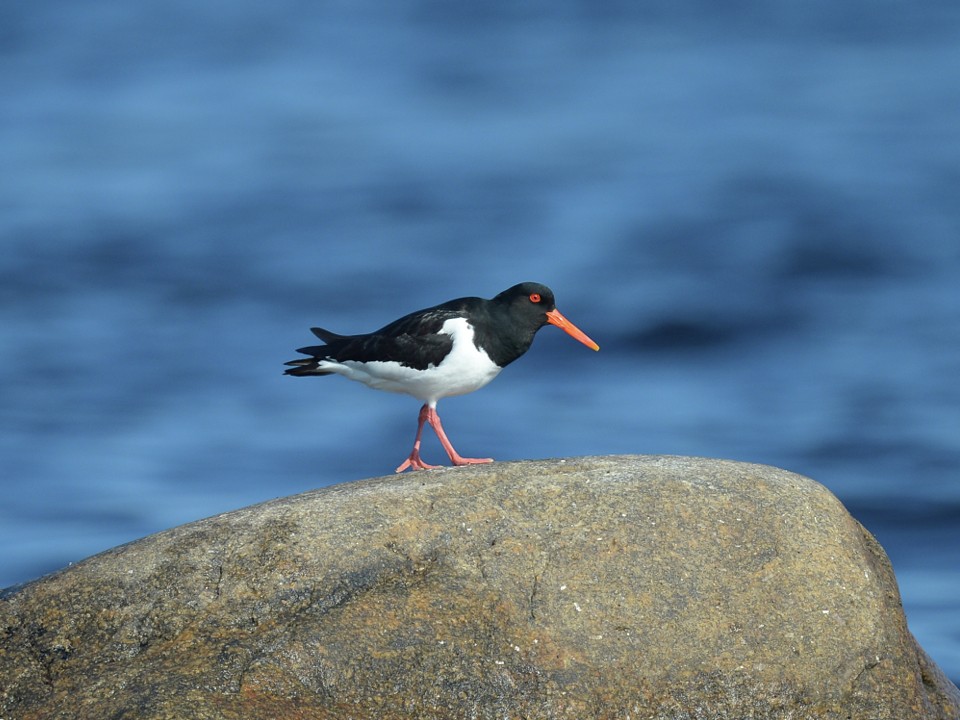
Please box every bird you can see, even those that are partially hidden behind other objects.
[285,281,599,472]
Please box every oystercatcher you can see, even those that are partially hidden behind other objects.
[285,282,599,472]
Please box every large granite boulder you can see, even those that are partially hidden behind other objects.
[1,455,957,719]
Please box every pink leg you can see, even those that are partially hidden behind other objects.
[395,404,494,472]
[423,405,493,467]
[395,405,442,472]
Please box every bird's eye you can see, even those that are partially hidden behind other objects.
[529,293,541,303]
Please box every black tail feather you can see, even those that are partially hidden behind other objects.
[286,327,345,376]
[283,358,333,377]
[294,344,330,356]
[310,327,346,343]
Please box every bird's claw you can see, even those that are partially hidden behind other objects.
[450,456,494,466]
[395,453,493,472]
[395,452,442,473]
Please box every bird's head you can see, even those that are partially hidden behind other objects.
[494,282,600,351]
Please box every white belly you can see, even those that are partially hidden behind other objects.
[319,317,501,405]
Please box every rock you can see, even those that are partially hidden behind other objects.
[1,455,957,719]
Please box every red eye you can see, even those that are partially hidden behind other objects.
[529,293,541,303]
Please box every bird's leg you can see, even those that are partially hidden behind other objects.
[395,404,442,472]
[424,405,493,467]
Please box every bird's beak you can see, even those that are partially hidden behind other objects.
[546,309,600,351]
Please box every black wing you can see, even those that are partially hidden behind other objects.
[286,302,472,374]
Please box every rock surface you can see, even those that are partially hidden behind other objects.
[1,455,958,719]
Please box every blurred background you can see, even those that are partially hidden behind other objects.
[2,0,958,682]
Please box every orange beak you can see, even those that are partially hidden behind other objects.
[546,309,600,351]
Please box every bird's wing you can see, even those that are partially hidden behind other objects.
[297,306,466,371]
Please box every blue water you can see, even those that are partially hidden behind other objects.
[2,1,959,682]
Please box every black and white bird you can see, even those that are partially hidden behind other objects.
[285,282,599,472]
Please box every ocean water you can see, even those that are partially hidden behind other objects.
[2,1,959,682]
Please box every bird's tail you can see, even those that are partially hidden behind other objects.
[283,357,332,376]
[308,327,346,343]
[284,327,343,376]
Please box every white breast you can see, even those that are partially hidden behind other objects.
[318,317,502,405]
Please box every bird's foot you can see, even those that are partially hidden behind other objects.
[395,453,493,472]
[449,455,494,467]
[395,451,442,473]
